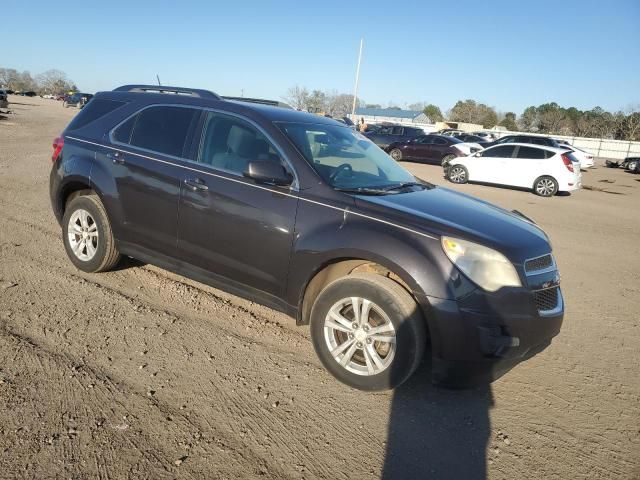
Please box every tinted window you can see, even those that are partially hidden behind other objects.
[415,136,434,144]
[433,137,447,145]
[379,126,393,135]
[406,128,421,137]
[66,99,126,131]
[198,112,284,176]
[129,106,199,157]
[113,115,137,144]
[516,146,547,159]
[496,136,516,144]
[528,137,549,146]
[483,145,516,158]
[391,126,403,135]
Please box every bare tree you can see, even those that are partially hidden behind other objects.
[622,105,640,141]
[36,69,74,94]
[282,85,309,110]
[326,93,356,117]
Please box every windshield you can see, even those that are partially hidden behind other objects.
[278,122,417,190]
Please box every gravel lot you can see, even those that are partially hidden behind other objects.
[0,97,638,480]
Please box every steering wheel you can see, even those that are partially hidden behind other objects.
[329,163,353,183]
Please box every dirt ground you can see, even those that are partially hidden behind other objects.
[0,96,638,480]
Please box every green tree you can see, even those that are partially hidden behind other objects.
[423,104,443,122]
[499,112,517,131]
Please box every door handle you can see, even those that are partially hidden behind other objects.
[107,151,124,164]
[184,178,209,192]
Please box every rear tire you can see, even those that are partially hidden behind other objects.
[533,176,558,197]
[389,148,403,161]
[447,165,468,184]
[310,273,426,391]
[627,160,637,171]
[62,194,121,273]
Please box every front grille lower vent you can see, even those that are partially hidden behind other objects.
[525,254,553,273]
[534,287,559,312]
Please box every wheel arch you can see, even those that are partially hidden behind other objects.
[297,256,425,328]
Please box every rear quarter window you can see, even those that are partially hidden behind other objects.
[65,99,127,131]
[128,106,200,157]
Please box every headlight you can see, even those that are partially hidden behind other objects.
[441,236,522,292]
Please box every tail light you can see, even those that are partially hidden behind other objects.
[52,136,64,163]
[561,153,574,172]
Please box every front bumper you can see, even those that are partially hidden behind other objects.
[418,285,564,388]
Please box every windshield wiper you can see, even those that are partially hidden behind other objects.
[379,181,428,192]
[334,186,392,196]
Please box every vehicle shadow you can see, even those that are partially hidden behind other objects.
[111,256,146,271]
[382,322,493,480]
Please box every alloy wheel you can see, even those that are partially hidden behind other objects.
[67,209,99,261]
[449,166,467,183]
[323,297,396,376]
[536,178,556,196]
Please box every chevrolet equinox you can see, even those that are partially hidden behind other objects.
[49,85,564,390]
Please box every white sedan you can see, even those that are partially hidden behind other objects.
[559,144,595,169]
[446,143,582,197]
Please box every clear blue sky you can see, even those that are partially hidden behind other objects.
[5,0,639,114]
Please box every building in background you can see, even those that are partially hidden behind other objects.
[352,107,431,125]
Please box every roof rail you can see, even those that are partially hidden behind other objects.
[222,96,293,109]
[113,84,221,100]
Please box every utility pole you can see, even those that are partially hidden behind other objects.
[351,38,364,117]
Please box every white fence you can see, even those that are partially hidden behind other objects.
[349,114,640,161]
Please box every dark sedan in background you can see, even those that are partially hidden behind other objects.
[385,134,482,165]
[365,124,424,149]
[63,93,94,109]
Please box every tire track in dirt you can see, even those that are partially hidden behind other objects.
[1,211,391,478]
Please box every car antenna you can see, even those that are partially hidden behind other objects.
[156,74,161,86]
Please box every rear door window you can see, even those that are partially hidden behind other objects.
[128,106,200,157]
[482,145,516,158]
[516,146,546,159]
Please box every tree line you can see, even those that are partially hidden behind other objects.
[0,67,77,94]
[413,99,639,141]
[284,84,639,141]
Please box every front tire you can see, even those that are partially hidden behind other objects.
[62,194,121,273]
[389,148,403,161]
[441,154,456,167]
[310,273,426,391]
[627,160,638,171]
[533,176,558,197]
[447,165,468,184]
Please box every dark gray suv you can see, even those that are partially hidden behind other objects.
[49,85,564,391]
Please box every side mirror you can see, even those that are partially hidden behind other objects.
[244,161,293,187]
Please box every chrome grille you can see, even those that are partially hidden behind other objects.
[534,287,559,312]
[525,254,553,273]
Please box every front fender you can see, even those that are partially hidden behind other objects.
[287,196,455,310]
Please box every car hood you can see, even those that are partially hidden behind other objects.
[354,186,551,263]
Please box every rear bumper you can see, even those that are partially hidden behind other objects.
[420,292,563,388]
